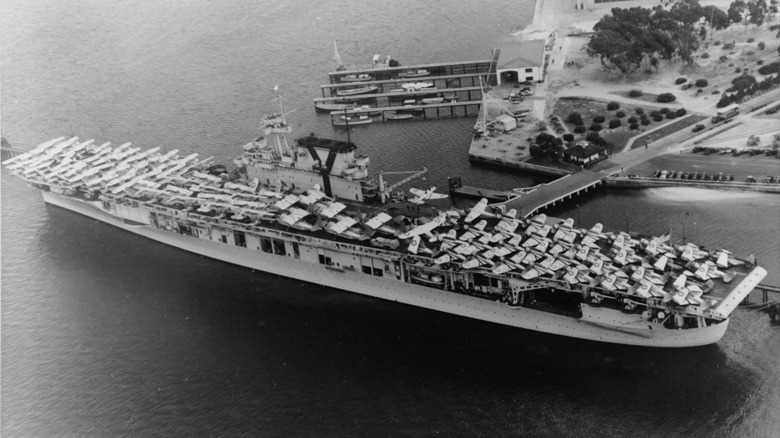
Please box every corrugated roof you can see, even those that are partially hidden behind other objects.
[496,39,546,70]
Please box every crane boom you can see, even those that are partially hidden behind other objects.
[379,167,428,203]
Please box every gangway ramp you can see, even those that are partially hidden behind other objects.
[496,170,605,218]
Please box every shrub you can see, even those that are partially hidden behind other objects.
[629,89,643,97]
[713,40,721,46]
[757,60,764,65]
[627,116,638,124]
[735,67,742,73]
[575,119,585,126]
[629,123,639,130]
[719,55,728,62]
[608,119,621,129]
[747,37,755,43]
[675,77,688,85]
[563,133,574,141]
[757,62,780,75]
[593,115,606,123]
[607,101,620,110]
[641,118,651,125]
[666,112,678,119]
[652,114,664,122]
[565,112,583,124]
[712,89,720,94]
[635,107,645,115]
[758,42,765,50]
[660,107,669,114]
[676,108,687,116]
[573,125,587,134]
[746,51,755,56]
[732,74,757,90]
[695,79,708,87]
[585,132,609,147]
[657,93,676,103]
[701,53,710,59]
[728,63,734,67]
[616,110,626,118]
[589,123,603,131]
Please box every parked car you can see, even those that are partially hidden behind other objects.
[692,124,705,132]
[675,77,688,85]
[682,83,693,90]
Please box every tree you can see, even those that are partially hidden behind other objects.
[728,1,747,24]
[732,74,756,89]
[535,133,564,159]
[703,5,730,30]
[587,3,709,73]
[587,30,638,74]
[748,0,768,25]
[670,0,705,26]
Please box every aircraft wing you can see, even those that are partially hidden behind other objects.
[426,193,448,200]
[398,213,446,240]
[409,188,426,197]
[315,201,346,218]
[328,216,357,234]
[365,212,392,229]
[465,198,488,223]
[279,207,310,226]
[274,194,299,211]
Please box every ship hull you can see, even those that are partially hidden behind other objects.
[41,191,730,348]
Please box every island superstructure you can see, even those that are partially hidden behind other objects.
[2,106,768,348]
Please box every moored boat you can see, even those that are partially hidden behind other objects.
[341,73,373,82]
[336,86,378,96]
[332,115,372,126]
[315,102,356,112]
[398,69,430,78]
[386,113,414,121]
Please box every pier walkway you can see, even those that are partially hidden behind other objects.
[496,169,605,218]
[327,59,495,84]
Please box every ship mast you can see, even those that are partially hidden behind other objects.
[268,86,293,158]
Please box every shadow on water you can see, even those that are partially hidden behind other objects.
[26,203,767,437]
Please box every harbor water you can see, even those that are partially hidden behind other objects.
[2,0,779,436]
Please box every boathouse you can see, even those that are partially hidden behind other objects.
[495,39,546,85]
[563,142,606,165]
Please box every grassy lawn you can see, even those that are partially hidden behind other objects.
[629,114,708,150]
[552,96,681,152]
[601,131,639,154]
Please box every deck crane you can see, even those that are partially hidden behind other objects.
[378,167,428,203]
[333,40,358,71]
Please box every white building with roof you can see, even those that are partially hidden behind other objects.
[495,39,546,86]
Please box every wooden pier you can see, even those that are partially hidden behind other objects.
[327,59,496,84]
[316,57,500,123]
[325,100,484,123]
